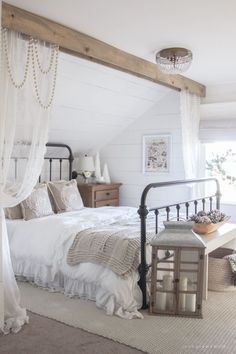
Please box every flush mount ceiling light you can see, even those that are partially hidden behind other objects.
[155,47,193,74]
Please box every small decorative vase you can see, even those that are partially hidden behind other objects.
[94,152,102,182]
[103,163,111,184]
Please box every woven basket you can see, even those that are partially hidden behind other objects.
[208,248,236,292]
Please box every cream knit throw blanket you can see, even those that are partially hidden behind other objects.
[67,227,152,277]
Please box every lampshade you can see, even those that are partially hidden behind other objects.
[78,155,95,172]
[155,47,192,74]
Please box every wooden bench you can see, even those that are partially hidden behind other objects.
[201,223,236,299]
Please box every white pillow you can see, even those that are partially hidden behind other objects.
[48,180,84,212]
[21,184,54,221]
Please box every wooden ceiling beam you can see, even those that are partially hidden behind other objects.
[2,2,205,97]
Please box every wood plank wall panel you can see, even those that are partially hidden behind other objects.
[48,53,171,154]
[100,91,189,207]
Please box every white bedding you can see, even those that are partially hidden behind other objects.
[7,206,153,319]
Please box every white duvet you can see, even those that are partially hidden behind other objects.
[7,206,151,319]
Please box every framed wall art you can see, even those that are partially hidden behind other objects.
[143,134,171,173]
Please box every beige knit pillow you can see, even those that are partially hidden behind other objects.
[48,180,84,213]
[21,184,54,221]
[5,205,23,219]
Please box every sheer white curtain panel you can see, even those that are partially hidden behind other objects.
[0,27,59,334]
[180,90,202,198]
[180,90,201,179]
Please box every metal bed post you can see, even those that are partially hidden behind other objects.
[138,183,153,309]
[215,179,221,209]
[138,204,149,309]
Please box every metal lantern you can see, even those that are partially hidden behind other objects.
[150,221,206,318]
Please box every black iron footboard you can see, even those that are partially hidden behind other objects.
[137,177,221,309]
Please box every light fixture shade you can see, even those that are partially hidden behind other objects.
[156,47,192,74]
[78,155,95,172]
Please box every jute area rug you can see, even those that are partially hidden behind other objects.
[19,282,236,354]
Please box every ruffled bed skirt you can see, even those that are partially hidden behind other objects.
[13,259,143,320]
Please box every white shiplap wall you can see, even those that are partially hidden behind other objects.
[45,52,188,210]
[101,91,189,208]
[48,52,171,155]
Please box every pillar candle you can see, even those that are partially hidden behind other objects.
[163,274,173,310]
[156,292,166,311]
[163,274,173,291]
[186,294,196,312]
[179,277,188,311]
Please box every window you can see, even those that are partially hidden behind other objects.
[205,142,236,204]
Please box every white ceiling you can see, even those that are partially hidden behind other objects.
[4,0,236,87]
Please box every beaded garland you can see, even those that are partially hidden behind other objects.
[1,27,59,110]
[31,39,59,109]
[33,40,57,75]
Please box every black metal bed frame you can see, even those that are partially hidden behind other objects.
[137,177,221,309]
[42,143,74,181]
[12,142,74,181]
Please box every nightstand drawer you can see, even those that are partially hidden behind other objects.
[95,199,119,207]
[95,189,118,201]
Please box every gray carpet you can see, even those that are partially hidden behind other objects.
[0,311,145,354]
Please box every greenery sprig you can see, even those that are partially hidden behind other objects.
[206,149,236,185]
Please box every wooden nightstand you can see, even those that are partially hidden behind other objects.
[78,183,122,208]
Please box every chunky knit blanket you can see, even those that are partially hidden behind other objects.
[67,226,152,277]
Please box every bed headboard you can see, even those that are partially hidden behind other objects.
[11,142,74,182]
[41,143,74,181]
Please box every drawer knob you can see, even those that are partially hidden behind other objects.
[106,192,110,196]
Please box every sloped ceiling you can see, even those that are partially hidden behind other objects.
[48,52,171,155]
